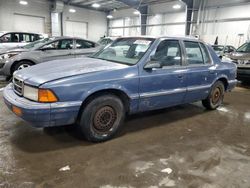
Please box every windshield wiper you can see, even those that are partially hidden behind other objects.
[92,57,133,66]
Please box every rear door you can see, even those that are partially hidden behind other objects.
[74,39,99,57]
[183,41,215,103]
[40,39,74,62]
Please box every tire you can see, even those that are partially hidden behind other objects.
[202,81,225,110]
[13,61,33,74]
[78,94,125,142]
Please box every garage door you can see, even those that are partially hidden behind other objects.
[65,21,87,39]
[14,14,45,33]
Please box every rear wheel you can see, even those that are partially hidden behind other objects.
[202,81,225,110]
[13,61,33,73]
[78,94,125,142]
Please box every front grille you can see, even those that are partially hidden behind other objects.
[13,76,23,96]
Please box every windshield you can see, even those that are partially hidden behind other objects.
[97,38,113,46]
[237,42,250,53]
[212,45,224,52]
[92,38,155,65]
[22,38,54,49]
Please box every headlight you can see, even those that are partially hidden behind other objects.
[23,85,58,102]
[0,53,19,60]
[23,85,39,101]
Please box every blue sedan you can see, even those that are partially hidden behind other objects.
[3,36,237,142]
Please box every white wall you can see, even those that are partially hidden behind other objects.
[196,1,250,47]
[146,12,186,36]
[63,6,107,42]
[108,0,187,37]
[0,0,51,34]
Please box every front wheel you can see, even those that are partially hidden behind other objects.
[202,81,225,110]
[13,61,33,74]
[78,94,125,142]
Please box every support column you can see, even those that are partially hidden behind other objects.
[182,0,193,35]
[139,5,148,35]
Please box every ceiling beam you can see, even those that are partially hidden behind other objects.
[115,0,142,9]
[75,0,105,5]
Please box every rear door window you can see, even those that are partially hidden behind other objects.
[184,41,204,65]
[76,40,96,49]
[21,34,31,42]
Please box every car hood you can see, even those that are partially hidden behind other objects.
[0,47,29,55]
[14,57,128,86]
[229,52,250,60]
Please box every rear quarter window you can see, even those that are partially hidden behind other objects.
[200,43,211,64]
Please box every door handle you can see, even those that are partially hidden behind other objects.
[178,75,183,79]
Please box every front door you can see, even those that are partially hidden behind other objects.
[139,40,187,111]
[40,39,74,62]
[74,39,99,57]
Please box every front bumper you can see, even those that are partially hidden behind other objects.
[3,84,82,128]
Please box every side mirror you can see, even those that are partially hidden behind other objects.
[144,60,162,70]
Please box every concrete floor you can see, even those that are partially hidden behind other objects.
[0,79,250,188]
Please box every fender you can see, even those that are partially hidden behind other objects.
[80,83,139,102]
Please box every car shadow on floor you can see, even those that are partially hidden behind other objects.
[11,102,209,153]
[237,81,250,89]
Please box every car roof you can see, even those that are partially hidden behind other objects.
[115,35,202,43]
[0,31,44,35]
[53,36,97,43]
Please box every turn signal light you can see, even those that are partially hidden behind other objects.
[12,106,22,116]
[38,89,58,103]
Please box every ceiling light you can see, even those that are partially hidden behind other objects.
[173,4,181,9]
[69,8,76,13]
[133,10,140,15]
[92,3,101,8]
[19,0,28,5]
[107,15,113,19]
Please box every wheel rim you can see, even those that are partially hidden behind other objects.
[17,64,30,70]
[93,106,117,134]
[211,87,221,105]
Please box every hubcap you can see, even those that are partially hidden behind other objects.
[18,64,30,70]
[212,87,221,104]
[93,106,117,134]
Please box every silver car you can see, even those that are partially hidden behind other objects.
[0,37,100,76]
[0,31,45,49]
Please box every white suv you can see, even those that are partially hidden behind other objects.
[0,31,45,49]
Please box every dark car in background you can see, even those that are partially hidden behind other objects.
[229,42,250,82]
[212,45,236,58]
[0,37,100,76]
